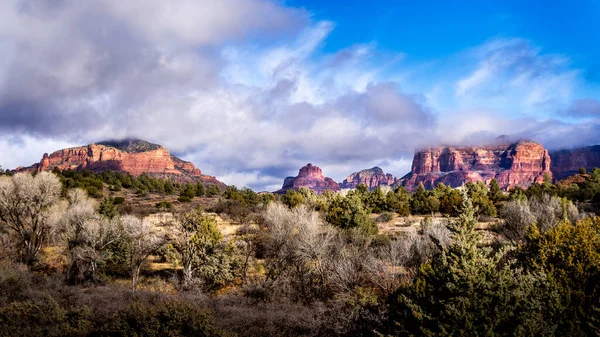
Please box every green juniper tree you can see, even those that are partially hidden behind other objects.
[388,193,558,336]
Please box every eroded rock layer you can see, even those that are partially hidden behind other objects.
[398,140,552,191]
[276,163,340,194]
[550,145,600,180]
[340,167,398,190]
[15,139,225,186]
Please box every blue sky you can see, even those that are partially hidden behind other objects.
[0,0,599,191]
[293,0,599,67]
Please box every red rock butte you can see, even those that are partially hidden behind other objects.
[340,167,398,190]
[15,139,225,187]
[397,140,552,191]
[550,145,600,180]
[276,163,340,194]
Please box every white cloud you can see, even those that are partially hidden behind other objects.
[454,38,581,116]
[1,2,599,191]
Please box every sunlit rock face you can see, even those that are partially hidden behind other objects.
[15,139,225,186]
[397,140,552,191]
[340,167,398,190]
[276,163,340,194]
[550,145,600,180]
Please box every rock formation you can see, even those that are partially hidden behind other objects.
[340,167,398,190]
[276,163,340,194]
[550,145,600,180]
[15,139,225,186]
[397,140,552,191]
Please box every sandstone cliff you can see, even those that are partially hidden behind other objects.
[16,139,225,186]
[397,140,552,191]
[340,167,398,190]
[276,163,340,194]
[550,145,600,180]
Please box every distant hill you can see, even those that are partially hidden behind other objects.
[395,140,552,191]
[550,145,600,180]
[96,138,162,153]
[14,139,225,187]
[340,167,398,190]
[275,163,340,194]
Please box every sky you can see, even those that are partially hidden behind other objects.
[1,0,600,191]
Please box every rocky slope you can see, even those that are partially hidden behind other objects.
[397,140,552,191]
[550,145,600,180]
[276,163,340,194]
[15,139,225,186]
[340,167,398,190]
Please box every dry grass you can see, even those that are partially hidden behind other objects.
[376,213,502,244]
[107,187,221,217]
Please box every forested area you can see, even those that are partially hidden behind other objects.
[0,170,599,336]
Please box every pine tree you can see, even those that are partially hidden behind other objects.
[388,193,558,336]
[489,178,503,203]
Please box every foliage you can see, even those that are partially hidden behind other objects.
[376,211,394,223]
[466,181,497,218]
[0,295,92,337]
[436,184,463,217]
[98,196,120,219]
[101,299,227,337]
[156,200,173,209]
[180,183,196,202]
[168,210,236,291]
[282,189,306,208]
[388,194,559,336]
[410,183,439,214]
[386,186,411,216]
[519,217,600,335]
[489,178,504,203]
[325,193,377,234]
[500,194,579,243]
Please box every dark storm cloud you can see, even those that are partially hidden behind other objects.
[0,0,306,140]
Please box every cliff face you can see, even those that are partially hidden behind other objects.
[15,139,225,186]
[340,167,398,190]
[550,145,600,180]
[398,140,552,191]
[276,163,340,194]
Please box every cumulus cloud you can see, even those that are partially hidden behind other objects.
[455,38,580,114]
[1,2,598,191]
[0,0,433,190]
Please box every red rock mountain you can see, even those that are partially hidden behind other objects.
[397,140,552,191]
[340,167,398,190]
[15,139,225,186]
[550,145,600,180]
[276,163,340,194]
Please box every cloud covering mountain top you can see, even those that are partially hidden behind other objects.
[1,0,599,191]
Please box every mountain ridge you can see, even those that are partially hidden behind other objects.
[14,139,225,187]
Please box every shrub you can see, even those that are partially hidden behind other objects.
[178,196,192,203]
[0,296,92,337]
[156,201,174,209]
[86,185,103,198]
[100,300,227,337]
[282,189,305,208]
[376,211,394,223]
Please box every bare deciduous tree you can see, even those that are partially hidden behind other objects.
[121,215,165,291]
[57,189,120,283]
[0,172,62,265]
[258,203,336,302]
[501,194,579,243]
